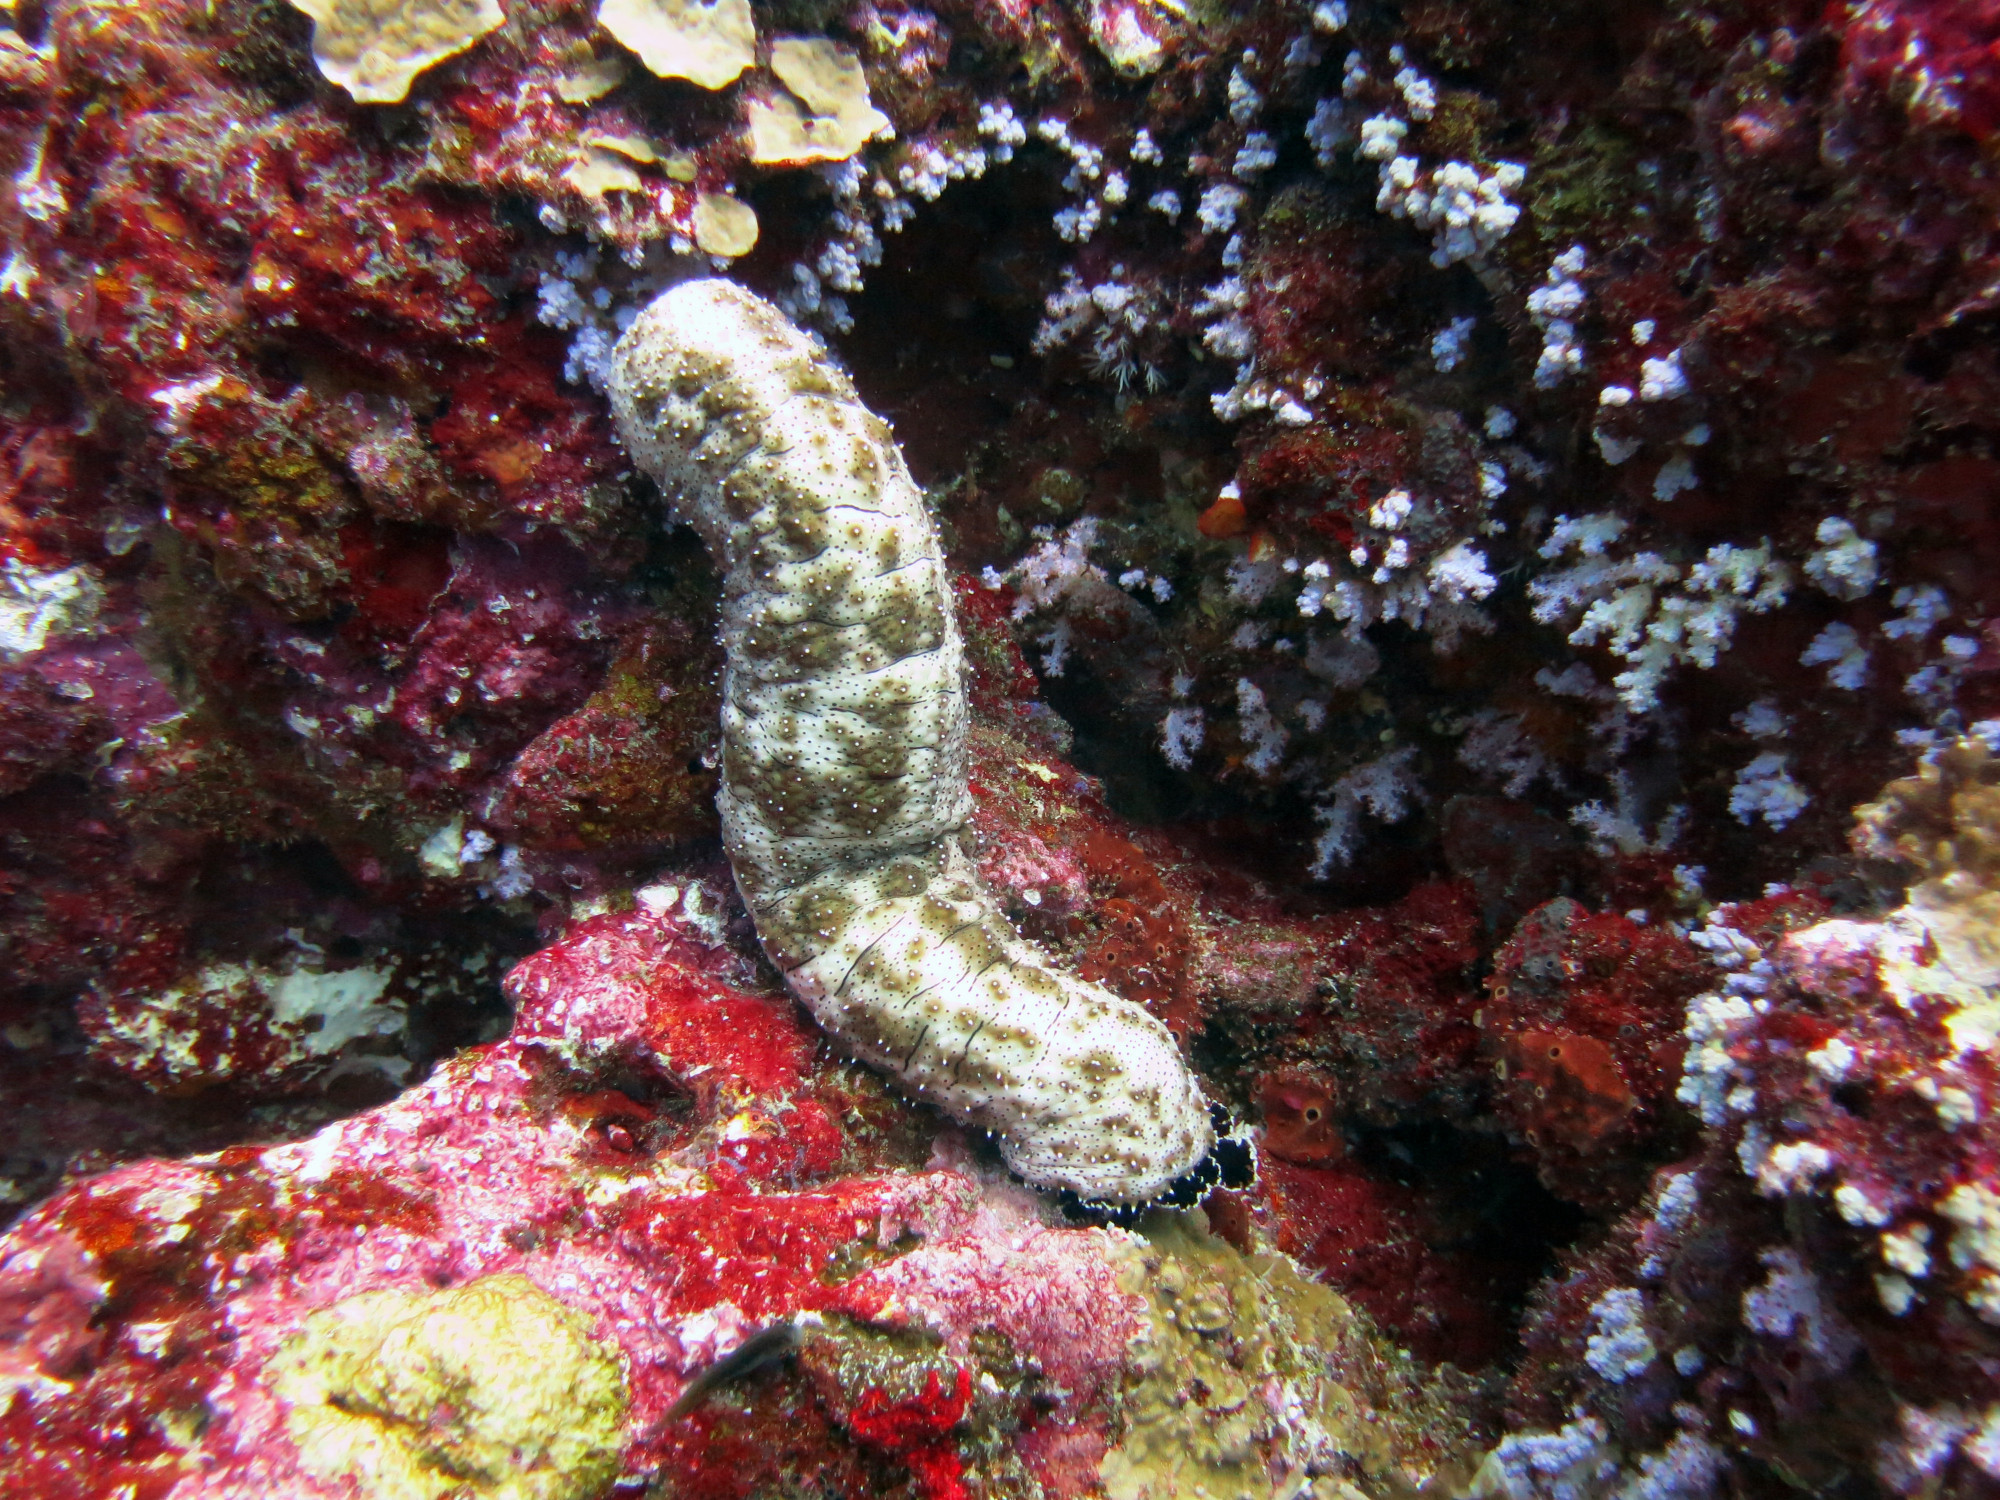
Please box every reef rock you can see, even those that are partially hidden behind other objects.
[3,0,2000,1491]
[0,899,1473,1498]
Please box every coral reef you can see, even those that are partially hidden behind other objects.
[0,901,1472,1497]
[2,0,1999,1492]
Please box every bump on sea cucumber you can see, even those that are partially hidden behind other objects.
[608,277,1216,1205]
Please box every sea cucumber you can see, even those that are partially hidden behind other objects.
[607,278,1214,1204]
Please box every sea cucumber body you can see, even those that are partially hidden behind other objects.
[608,279,1212,1203]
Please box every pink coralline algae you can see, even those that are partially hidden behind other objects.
[1481,899,1721,1208]
[0,905,1049,1492]
[1836,0,2000,142]
[4,0,2000,1492]
[1492,869,2000,1497]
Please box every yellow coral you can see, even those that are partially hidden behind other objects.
[554,52,627,102]
[1850,735,2000,1050]
[746,37,890,165]
[266,1274,629,1500]
[597,0,754,90]
[1856,735,2000,900]
[586,130,665,164]
[284,0,505,105]
[563,151,644,199]
[561,134,667,201]
[693,192,759,257]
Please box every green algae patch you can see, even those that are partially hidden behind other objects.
[1100,1212,1480,1500]
[1522,122,1647,255]
[267,1273,629,1500]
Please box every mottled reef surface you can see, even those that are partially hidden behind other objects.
[3,0,2000,1495]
